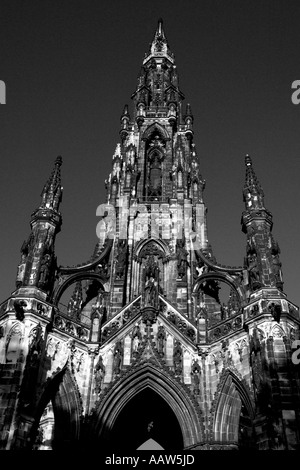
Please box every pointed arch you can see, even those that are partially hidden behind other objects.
[29,366,82,450]
[142,122,170,141]
[271,324,285,338]
[193,271,246,305]
[90,362,204,449]
[134,238,171,260]
[211,368,255,445]
[52,273,106,306]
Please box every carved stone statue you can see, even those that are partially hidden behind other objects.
[173,341,183,375]
[272,254,282,284]
[176,239,188,280]
[248,253,261,288]
[38,253,51,288]
[157,325,166,355]
[132,323,142,353]
[113,342,123,375]
[191,361,201,396]
[144,255,159,281]
[144,276,158,307]
[94,355,105,395]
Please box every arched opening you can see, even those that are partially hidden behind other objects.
[29,368,82,450]
[212,371,255,449]
[90,363,204,450]
[105,388,183,452]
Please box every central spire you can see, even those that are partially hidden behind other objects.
[143,18,174,65]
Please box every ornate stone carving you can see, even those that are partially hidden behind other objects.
[157,324,166,355]
[94,355,105,395]
[173,340,183,376]
[13,299,27,321]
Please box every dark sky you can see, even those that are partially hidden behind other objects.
[0,0,299,307]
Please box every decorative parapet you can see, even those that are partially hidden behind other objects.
[243,297,300,323]
[53,311,89,342]
[160,297,197,344]
[0,298,52,320]
[101,296,141,344]
[207,314,243,343]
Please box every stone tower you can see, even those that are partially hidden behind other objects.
[0,19,299,451]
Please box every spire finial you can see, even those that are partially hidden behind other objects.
[143,18,174,64]
[40,156,63,211]
[243,154,265,210]
[245,154,252,166]
[158,18,163,35]
[55,155,63,167]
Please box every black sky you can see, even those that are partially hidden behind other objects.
[0,0,299,307]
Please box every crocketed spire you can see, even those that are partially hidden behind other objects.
[143,18,174,64]
[40,156,63,211]
[243,154,265,210]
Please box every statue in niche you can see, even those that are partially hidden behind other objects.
[113,342,123,375]
[173,340,183,375]
[176,239,188,280]
[38,253,52,289]
[144,255,160,307]
[29,324,43,363]
[16,253,27,288]
[115,240,127,279]
[94,355,105,395]
[144,277,159,307]
[191,361,201,396]
[157,325,166,355]
[148,152,162,198]
[132,323,142,353]
[248,253,261,288]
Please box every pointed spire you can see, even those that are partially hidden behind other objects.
[185,103,193,118]
[120,104,130,141]
[113,143,122,161]
[40,156,63,211]
[121,104,130,119]
[184,103,194,140]
[143,18,174,64]
[243,154,265,210]
[157,17,163,35]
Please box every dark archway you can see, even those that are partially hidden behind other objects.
[105,388,183,452]
[211,369,256,448]
[90,362,204,449]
